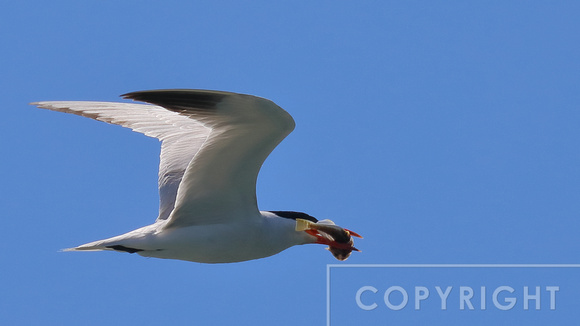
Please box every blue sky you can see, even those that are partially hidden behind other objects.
[2,1,579,325]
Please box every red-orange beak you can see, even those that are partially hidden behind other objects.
[345,228,363,239]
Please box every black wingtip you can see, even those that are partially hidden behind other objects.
[121,89,231,111]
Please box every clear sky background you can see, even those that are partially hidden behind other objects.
[1,1,579,325]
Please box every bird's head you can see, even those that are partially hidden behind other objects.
[296,218,362,261]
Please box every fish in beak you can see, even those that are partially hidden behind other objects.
[295,218,362,261]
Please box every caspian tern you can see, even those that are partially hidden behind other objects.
[32,90,361,263]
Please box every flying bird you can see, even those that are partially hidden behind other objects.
[32,90,361,263]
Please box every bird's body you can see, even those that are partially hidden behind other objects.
[73,211,311,263]
[33,90,360,263]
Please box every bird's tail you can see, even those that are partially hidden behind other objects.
[61,225,155,254]
[61,239,113,252]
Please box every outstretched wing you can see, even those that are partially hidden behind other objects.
[121,90,295,228]
[33,89,295,228]
[31,99,209,221]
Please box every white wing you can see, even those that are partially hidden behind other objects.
[32,99,210,222]
[121,90,295,228]
[32,90,295,228]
